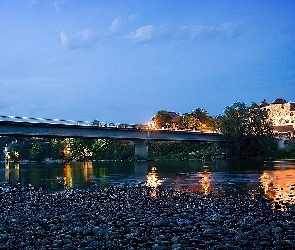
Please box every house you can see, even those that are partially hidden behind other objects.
[260,98,295,137]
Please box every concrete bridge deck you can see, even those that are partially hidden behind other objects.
[0,120,223,141]
[0,120,224,160]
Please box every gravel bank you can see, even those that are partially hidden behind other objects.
[0,186,294,249]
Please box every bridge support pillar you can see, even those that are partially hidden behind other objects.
[131,140,149,161]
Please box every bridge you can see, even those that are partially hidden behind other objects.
[0,118,224,161]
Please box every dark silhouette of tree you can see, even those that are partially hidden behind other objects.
[221,101,277,157]
[190,108,208,124]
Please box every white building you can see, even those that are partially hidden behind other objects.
[260,98,295,137]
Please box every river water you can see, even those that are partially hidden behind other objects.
[1,159,295,209]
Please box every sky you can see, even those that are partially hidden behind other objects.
[0,0,295,124]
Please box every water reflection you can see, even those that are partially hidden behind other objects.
[260,172,271,194]
[3,163,20,183]
[173,171,213,195]
[145,167,162,188]
[201,171,210,195]
[145,167,162,197]
[14,163,19,182]
[63,163,72,189]
[260,169,295,210]
[82,162,93,181]
[5,163,9,181]
[1,159,295,210]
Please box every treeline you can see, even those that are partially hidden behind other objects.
[152,101,285,158]
[1,137,134,162]
[151,108,220,131]
[1,137,218,162]
[1,101,294,162]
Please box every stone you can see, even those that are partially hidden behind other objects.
[272,227,283,234]
[0,234,8,243]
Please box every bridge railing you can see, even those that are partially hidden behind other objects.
[0,116,92,126]
[0,115,222,134]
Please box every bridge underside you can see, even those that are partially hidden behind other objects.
[0,121,224,161]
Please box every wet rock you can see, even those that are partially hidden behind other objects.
[171,243,182,249]
[134,228,144,236]
[0,185,293,249]
[172,227,183,233]
[272,227,283,234]
[0,234,8,243]
[53,239,63,247]
[152,219,168,227]
[273,240,290,247]
[171,236,181,243]
[290,240,295,248]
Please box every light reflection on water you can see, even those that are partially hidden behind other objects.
[145,167,162,188]
[1,159,295,209]
[144,167,162,197]
[260,169,295,210]
[171,171,213,195]
[63,163,72,189]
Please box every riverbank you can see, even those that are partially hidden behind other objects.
[0,186,294,249]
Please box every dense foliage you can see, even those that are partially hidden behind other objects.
[151,110,173,129]
[0,136,217,162]
[152,108,220,132]
[0,101,289,161]
[220,102,278,158]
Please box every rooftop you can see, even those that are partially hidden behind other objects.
[272,98,287,105]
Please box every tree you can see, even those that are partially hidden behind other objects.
[9,142,21,163]
[152,110,173,129]
[29,142,46,161]
[178,114,200,130]
[51,138,69,161]
[70,138,94,161]
[178,108,220,131]
[190,108,208,124]
[220,101,277,158]
[92,139,108,160]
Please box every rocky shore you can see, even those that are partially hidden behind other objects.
[0,185,294,249]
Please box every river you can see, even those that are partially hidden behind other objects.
[1,159,295,209]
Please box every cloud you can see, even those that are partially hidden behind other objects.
[30,0,66,12]
[54,0,61,13]
[59,21,235,49]
[128,13,138,21]
[60,29,98,50]
[60,31,68,46]
[110,16,122,33]
[54,0,67,13]
[127,25,155,43]
[180,22,236,41]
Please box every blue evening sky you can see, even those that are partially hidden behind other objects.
[0,0,294,124]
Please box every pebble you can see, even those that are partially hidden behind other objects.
[0,185,294,249]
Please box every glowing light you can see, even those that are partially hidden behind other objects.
[147,121,156,130]
[145,167,162,197]
[5,164,9,180]
[260,171,271,194]
[82,162,93,181]
[200,171,210,195]
[259,169,295,210]
[145,167,162,188]
[63,163,73,189]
